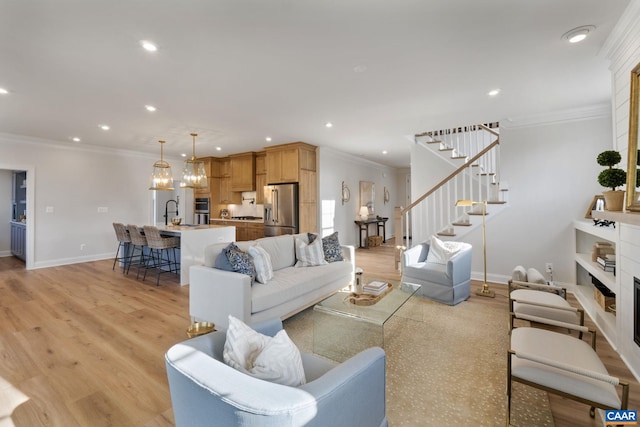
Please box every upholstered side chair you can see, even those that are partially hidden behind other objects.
[165,318,388,427]
[401,240,472,305]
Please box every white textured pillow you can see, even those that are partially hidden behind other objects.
[249,244,274,284]
[223,315,268,373]
[512,265,528,282]
[223,315,306,386]
[527,267,547,284]
[251,329,306,386]
[294,237,327,267]
[425,235,468,264]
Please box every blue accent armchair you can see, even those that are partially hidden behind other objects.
[401,241,472,305]
[165,318,388,427]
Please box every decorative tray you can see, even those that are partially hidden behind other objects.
[346,283,393,306]
[186,321,216,338]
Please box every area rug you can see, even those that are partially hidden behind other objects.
[283,294,554,426]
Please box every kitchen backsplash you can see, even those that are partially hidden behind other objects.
[226,191,263,218]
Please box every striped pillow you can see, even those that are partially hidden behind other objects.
[294,237,327,267]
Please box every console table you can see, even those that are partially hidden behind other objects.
[354,217,388,248]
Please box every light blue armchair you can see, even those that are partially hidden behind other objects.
[401,241,472,305]
[165,318,387,427]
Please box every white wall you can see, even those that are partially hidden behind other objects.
[318,147,400,247]
[0,170,12,256]
[409,116,612,284]
[0,133,183,268]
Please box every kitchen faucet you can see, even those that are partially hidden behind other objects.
[164,197,179,225]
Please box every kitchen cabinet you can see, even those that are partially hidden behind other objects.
[230,152,256,191]
[11,221,26,261]
[219,176,241,204]
[219,158,231,178]
[264,142,317,233]
[247,222,265,240]
[255,151,267,204]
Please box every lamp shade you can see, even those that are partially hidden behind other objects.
[149,140,174,191]
[180,133,208,189]
[359,206,369,219]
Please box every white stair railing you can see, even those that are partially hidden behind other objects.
[403,124,501,247]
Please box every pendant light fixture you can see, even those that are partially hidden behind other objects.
[180,133,208,189]
[149,140,175,191]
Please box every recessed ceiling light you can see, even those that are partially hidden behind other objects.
[265,137,272,142]
[0,87,8,95]
[140,40,158,52]
[215,147,222,151]
[382,150,388,155]
[325,122,333,128]
[488,89,501,97]
[562,25,595,43]
[99,124,110,131]
[181,153,187,157]
[145,105,157,112]
[353,65,368,73]
[72,137,81,142]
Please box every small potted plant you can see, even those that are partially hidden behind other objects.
[597,150,627,211]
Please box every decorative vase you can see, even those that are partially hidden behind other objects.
[603,190,625,211]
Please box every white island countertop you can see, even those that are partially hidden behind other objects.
[156,224,235,285]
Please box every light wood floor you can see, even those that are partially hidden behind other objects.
[0,241,638,426]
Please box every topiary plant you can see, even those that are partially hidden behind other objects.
[597,150,627,191]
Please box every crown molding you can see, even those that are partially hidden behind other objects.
[499,103,610,130]
[601,0,640,64]
[0,131,183,163]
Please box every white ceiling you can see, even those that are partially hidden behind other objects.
[0,0,631,168]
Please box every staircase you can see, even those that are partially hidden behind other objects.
[401,123,507,247]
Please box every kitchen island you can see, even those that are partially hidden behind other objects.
[156,224,235,286]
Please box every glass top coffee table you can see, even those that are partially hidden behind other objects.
[313,278,421,362]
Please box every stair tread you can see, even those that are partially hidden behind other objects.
[451,155,467,159]
[439,147,454,152]
[487,200,506,204]
[468,211,490,215]
[437,232,456,237]
[451,222,471,226]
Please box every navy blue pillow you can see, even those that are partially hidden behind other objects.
[215,242,238,271]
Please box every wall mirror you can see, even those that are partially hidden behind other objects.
[359,181,375,214]
[627,61,640,211]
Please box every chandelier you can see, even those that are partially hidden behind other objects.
[149,140,174,191]
[180,133,208,189]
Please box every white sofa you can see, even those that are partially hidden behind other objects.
[189,234,355,330]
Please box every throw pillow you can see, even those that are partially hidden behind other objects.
[425,235,468,264]
[307,232,318,244]
[223,315,268,373]
[223,315,306,386]
[225,246,256,281]
[511,265,528,282]
[527,267,547,284]
[251,329,306,386]
[322,231,344,263]
[215,242,238,271]
[249,244,274,284]
[294,237,327,267]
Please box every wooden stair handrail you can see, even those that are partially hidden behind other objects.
[401,138,500,216]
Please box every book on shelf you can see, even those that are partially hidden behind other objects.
[596,256,615,267]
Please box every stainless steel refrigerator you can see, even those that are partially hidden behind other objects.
[264,183,298,236]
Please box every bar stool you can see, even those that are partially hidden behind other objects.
[142,225,180,286]
[112,223,132,272]
[127,224,149,279]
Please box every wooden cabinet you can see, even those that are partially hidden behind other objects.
[219,158,231,178]
[264,142,317,233]
[230,152,256,191]
[266,147,299,184]
[255,151,267,204]
[247,223,264,240]
[219,176,241,204]
[255,174,267,205]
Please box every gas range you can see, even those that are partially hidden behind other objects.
[230,216,263,220]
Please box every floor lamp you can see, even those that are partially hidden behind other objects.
[455,199,495,298]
